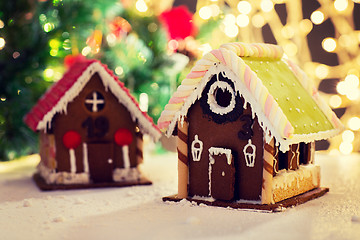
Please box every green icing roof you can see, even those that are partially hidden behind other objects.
[242,57,334,135]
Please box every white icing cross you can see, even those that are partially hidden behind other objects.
[85,91,105,112]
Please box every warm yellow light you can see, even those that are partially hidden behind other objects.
[346,89,359,100]
[342,130,355,142]
[281,26,295,39]
[63,39,71,50]
[81,46,92,56]
[310,10,325,25]
[299,19,313,35]
[344,74,359,87]
[322,37,337,52]
[139,93,149,112]
[106,33,117,47]
[224,25,239,38]
[43,22,54,32]
[49,39,60,49]
[0,37,5,50]
[336,81,348,95]
[224,14,236,25]
[348,117,360,130]
[49,49,58,56]
[198,43,212,55]
[237,1,252,15]
[261,0,274,12]
[315,64,329,79]
[329,95,342,108]
[334,0,348,11]
[199,6,212,20]
[236,14,250,27]
[209,4,221,17]
[44,68,54,78]
[339,142,353,154]
[252,14,265,28]
[0,20,4,29]
[115,66,124,76]
[283,42,298,56]
[136,0,148,13]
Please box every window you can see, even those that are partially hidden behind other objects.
[200,73,243,124]
[85,91,105,112]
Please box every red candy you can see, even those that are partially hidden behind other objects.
[114,128,133,146]
[62,130,82,149]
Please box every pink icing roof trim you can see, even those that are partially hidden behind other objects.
[24,59,160,138]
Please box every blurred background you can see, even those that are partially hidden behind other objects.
[0,0,359,161]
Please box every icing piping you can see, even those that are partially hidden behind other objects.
[208,147,232,165]
[243,139,256,167]
[191,135,203,162]
[207,77,236,115]
[122,145,131,169]
[82,143,89,173]
[69,149,76,173]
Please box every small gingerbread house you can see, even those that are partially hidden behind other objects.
[25,59,161,190]
[158,42,343,210]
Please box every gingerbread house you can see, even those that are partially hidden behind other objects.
[158,42,343,210]
[24,59,161,190]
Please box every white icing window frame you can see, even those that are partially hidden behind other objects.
[207,80,236,115]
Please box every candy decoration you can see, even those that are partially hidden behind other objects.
[62,130,81,174]
[177,118,189,198]
[114,128,133,169]
[114,128,133,146]
[262,140,275,204]
[62,130,82,149]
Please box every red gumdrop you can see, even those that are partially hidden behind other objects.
[114,128,133,146]
[62,131,82,149]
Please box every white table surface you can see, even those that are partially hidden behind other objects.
[0,152,359,240]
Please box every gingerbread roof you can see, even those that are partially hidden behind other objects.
[158,42,343,152]
[24,59,161,141]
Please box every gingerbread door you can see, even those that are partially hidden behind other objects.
[87,142,114,183]
[209,147,235,201]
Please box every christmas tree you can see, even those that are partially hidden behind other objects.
[0,0,215,161]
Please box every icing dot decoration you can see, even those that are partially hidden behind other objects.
[63,130,82,149]
[114,128,133,146]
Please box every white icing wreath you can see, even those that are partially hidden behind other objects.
[207,81,236,115]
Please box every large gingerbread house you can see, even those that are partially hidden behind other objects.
[25,59,161,190]
[158,42,343,210]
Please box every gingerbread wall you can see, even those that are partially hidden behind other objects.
[49,73,138,183]
[187,100,264,201]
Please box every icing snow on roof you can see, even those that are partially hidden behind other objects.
[24,59,161,141]
[158,42,343,151]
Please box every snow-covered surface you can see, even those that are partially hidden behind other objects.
[0,152,360,240]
